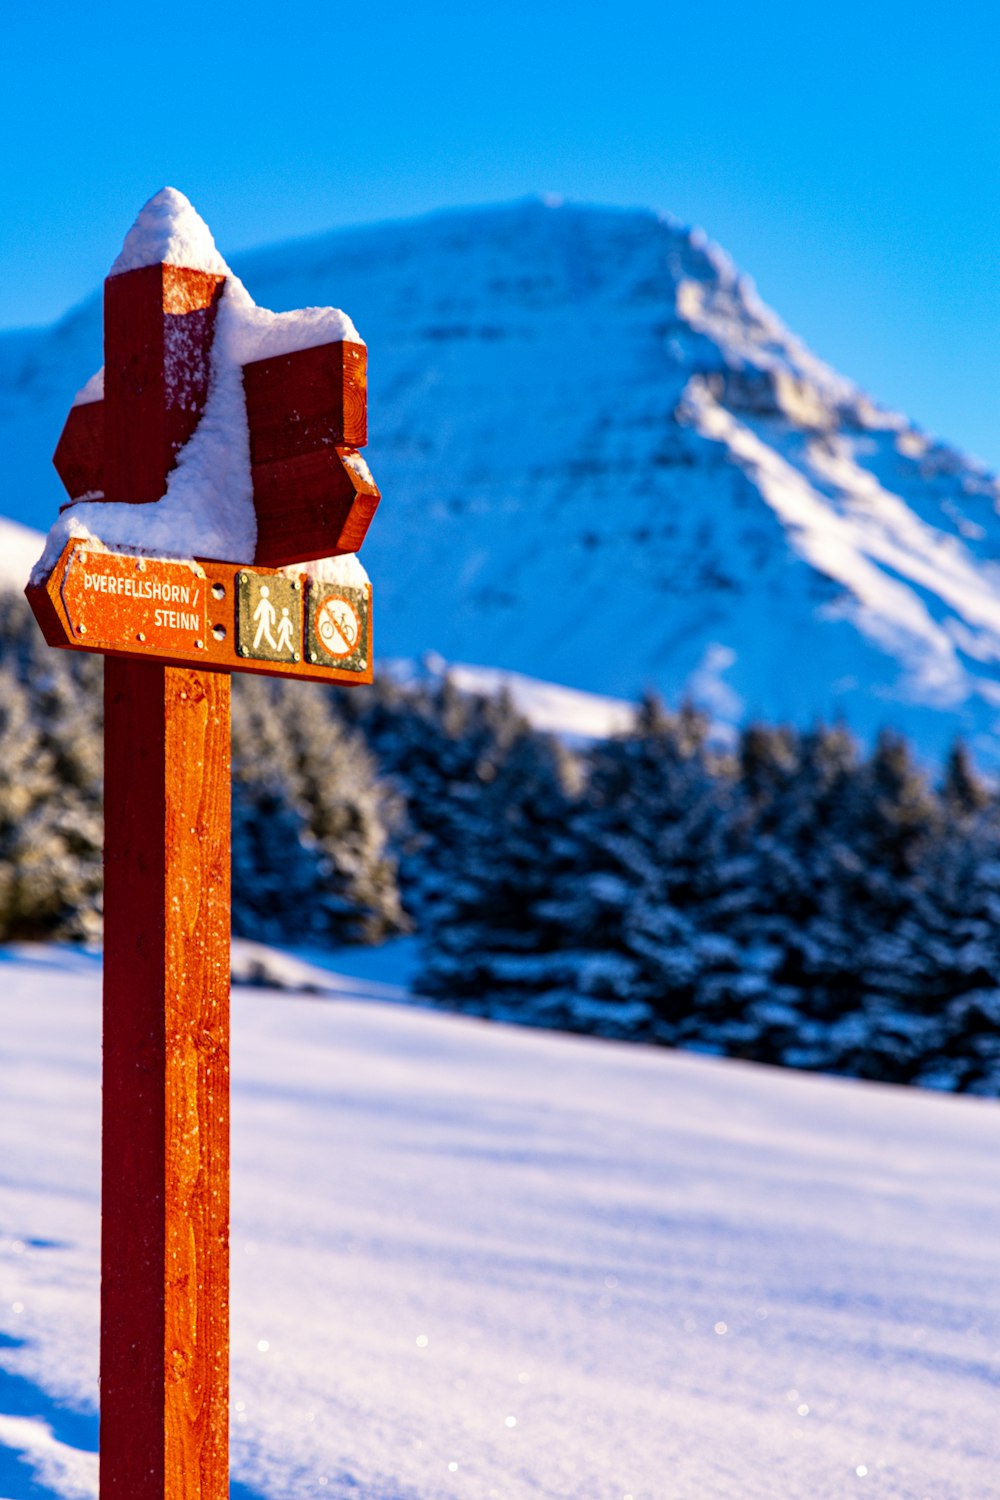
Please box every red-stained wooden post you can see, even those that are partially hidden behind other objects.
[26,189,384,1500]
[103,659,230,1498]
[99,262,230,1500]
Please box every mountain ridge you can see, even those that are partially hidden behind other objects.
[3,197,1000,761]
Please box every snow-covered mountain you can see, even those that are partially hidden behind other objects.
[3,198,1000,760]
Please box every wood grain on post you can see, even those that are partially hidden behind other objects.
[251,446,381,566]
[100,259,230,1500]
[102,660,230,1499]
[104,264,224,505]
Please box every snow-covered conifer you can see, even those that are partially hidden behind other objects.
[416,726,584,1019]
[335,672,531,920]
[232,675,405,946]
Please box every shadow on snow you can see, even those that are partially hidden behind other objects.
[0,1362,267,1500]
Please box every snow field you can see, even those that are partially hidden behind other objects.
[1,946,999,1497]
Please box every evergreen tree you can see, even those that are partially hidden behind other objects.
[334,671,530,920]
[0,592,104,941]
[416,728,597,1020]
[833,730,943,1081]
[731,721,864,1068]
[284,683,405,943]
[231,676,405,946]
[0,663,102,940]
[899,792,1000,1092]
[615,708,754,1047]
[231,676,323,945]
[530,695,744,1041]
[940,739,989,818]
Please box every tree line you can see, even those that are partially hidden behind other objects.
[1,588,999,1094]
[411,694,1000,1094]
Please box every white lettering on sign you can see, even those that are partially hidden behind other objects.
[154,608,202,630]
[81,572,202,608]
[61,548,209,654]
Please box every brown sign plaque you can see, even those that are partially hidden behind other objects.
[32,540,373,686]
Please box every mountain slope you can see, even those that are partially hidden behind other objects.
[3,199,1000,760]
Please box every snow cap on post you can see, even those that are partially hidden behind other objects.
[104,193,228,507]
[41,185,378,579]
[109,187,229,279]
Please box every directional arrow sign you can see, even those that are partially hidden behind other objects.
[31,541,373,685]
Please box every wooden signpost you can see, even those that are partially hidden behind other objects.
[25,202,381,1499]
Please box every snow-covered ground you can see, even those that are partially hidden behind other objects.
[0,520,45,594]
[2,944,999,1499]
[387,656,635,742]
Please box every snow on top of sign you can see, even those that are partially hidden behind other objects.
[71,368,104,407]
[283,551,370,588]
[34,521,372,594]
[108,186,362,348]
[33,192,365,582]
[109,187,230,278]
[233,297,361,362]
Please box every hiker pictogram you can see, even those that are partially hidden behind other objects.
[236,571,302,664]
[253,584,278,649]
[276,608,295,653]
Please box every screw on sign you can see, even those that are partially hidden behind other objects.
[24,188,383,1500]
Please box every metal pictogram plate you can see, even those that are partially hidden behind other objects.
[236,571,302,662]
[306,582,369,673]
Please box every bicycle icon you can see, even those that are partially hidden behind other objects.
[316,594,361,658]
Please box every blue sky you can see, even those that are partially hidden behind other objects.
[3,0,998,467]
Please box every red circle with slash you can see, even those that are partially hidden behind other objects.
[315,594,361,658]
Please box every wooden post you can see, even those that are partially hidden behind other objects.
[99,260,230,1500]
[102,660,230,1498]
[103,264,224,506]
[26,192,383,1500]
